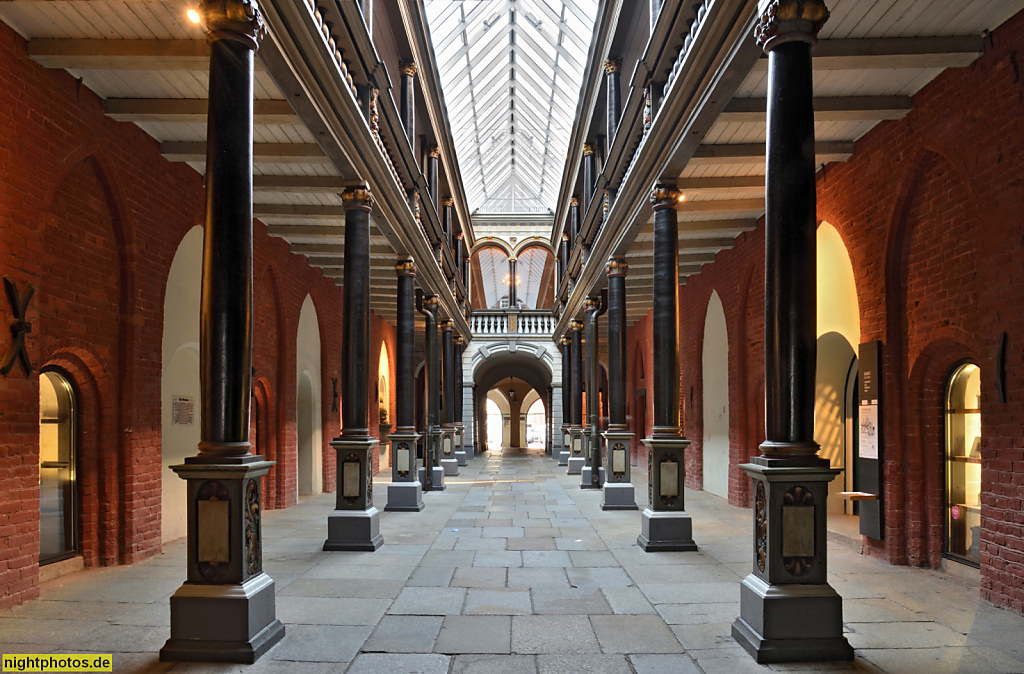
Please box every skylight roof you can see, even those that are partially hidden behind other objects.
[425,0,598,214]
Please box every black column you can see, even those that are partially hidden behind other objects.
[605,59,622,144]
[650,187,680,435]
[606,258,627,429]
[197,17,259,459]
[582,145,596,212]
[561,336,571,424]
[761,17,821,459]
[340,187,374,438]
[395,259,416,432]
[455,233,464,281]
[569,197,580,250]
[570,321,584,426]
[427,146,440,208]
[454,335,464,423]
[399,60,416,145]
[584,298,599,440]
[441,320,455,426]
[508,257,518,307]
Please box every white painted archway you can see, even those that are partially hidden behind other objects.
[702,290,730,499]
[296,295,323,495]
[161,226,202,543]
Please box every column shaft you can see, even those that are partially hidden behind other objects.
[442,322,455,425]
[508,257,518,307]
[582,147,596,212]
[341,189,373,438]
[651,189,680,434]
[605,60,622,144]
[569,198,580,251]
[395,261,416,431]
[561,338,572,425]
[199,36,256,456]
[571,324,583,426]
[399,61,416,145]
[607,259,627,428]
[763,39,818,455]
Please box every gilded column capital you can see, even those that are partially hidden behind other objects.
[603,58,622,74]
[455,233,464,241]
[399,60,418,76]
[584,297,601,311]
[570,320,584,332]
[606,258,628,277]
[650,185,681,209]
[508,256,517,263]
[755,0,830,51]
[423,295,440,310]
[395,259,416,276]
[560,337,572,347]
[441,197,454,207]
[429,146,441,159]
[562,233,569,242]
[200,0,265,49]
[440,319,454,331]
[341,186,374,211]
[582,144,595,157]
[570,196,579,207]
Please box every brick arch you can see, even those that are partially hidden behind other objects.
[254,266,289,506]
[904,335,978,568]
[253,377,281,509]
[884,148,982,564]
[41,346,119,567]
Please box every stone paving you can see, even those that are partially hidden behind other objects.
[2,446,1024,673]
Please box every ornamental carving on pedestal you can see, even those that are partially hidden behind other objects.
[244,478,261,576]
[755,481,767,572]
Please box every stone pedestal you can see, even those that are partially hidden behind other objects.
[324,437,383,551]
[421,428,445,492]
[440,428,459,476]
[454,423,468,465]
[385,431,424,512]
[567,427,585,475]
[558,426,570,466]
[731,460,852,663]
[601,430,638,510]
[161,459,285,663]
[580,466,605,489]
[637,436,697,552]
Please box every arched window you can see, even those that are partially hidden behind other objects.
[944,362,981,565]
[39,369,77,563]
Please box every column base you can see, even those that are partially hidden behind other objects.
[441,458,459,476]
[323,507,383,551]
[160,573,285,663]
[455,450,467,466]
[385,481,424,512]
[637,508,697,552]
[601,483,638,510]
[732,574,853,663]
[557,450,570,466]
[420,465,446,491]
[567,456,584,475]
[580,466,605,489]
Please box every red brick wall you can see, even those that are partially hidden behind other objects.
[662,9,1024,613]
[0,19,347,608]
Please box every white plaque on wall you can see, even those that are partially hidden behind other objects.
[172,396,195,426]
[859,404,878,460]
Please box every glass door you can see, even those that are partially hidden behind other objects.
[945,363,981,565]
[39,370,77,564]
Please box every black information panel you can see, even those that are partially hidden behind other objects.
[858,340,883,540]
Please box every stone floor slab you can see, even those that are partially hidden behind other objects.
[531,587,612,615]
[435,615,512,654]
[590,614,684,654]
[451,654,537,674]
[512,615,599,654]
[346,653,451,674]
[360,615,443,653]
[388,587,467,615]
[463,589,532,615]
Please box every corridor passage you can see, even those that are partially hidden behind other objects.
[2,448,1023,673]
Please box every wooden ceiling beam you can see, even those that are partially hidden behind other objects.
[28,38,213,70]
[751,36,984,72]
[255,205,345,219]
[720,96,912,123]
[104,98,299,124]
[691,142,854,165]
[161,142,330,164]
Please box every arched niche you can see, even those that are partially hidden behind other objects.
[296,295,322,496]
[486,389,512,449]
[702,290,730,499]
[515,245,557,310]
[161,226,202,543]
[815,331,858,514]
[377,340,391,468]
[470,244,513,309]
[817,222,860,346]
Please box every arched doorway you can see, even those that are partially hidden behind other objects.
[296,295,322,496]
[39,369,77,564]
[472,347,555,453]
[945,362,981,565]
[815,222,861,516]
[702,291,729,499]
[297,373,315,495]
[525,397,546,448]
[378,341,391,469]
[485,394,509,450]
[161,226,202,543]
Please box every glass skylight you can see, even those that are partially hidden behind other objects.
[425,0,598,214]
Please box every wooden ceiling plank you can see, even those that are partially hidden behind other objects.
[27,38,210,70]
[104,98,299,124]
[691,142,854,165]
[161,142,330,164]
[750,36,984,72]
[720,95,912,123]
